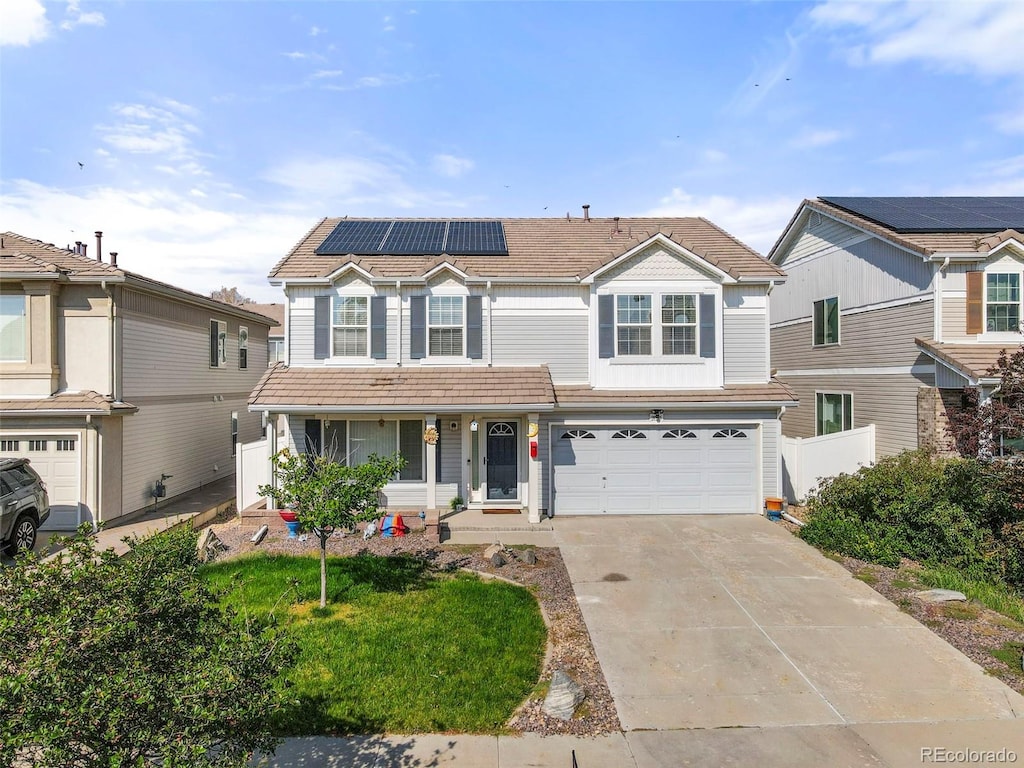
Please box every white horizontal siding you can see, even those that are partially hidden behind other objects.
[723,312,767,383]
[787,217,865,261]
[490,315,589,383]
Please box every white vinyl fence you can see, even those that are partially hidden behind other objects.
[781,425,875,504]
[236,438,270,512]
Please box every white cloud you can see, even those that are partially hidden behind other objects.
[1,0,51,47]
[321,73,423,92]
[811,0,1024,78]
[311,69,344,79]
[0,180,306,302]
[382,15,395,32]
[309,25,326,37]
[702,149,728,163]
[789,128,848,149]
[97,101,203,160]
[282,51,325,62]
[643,188,802,255]
[61,0,104,31]
[431,154,474,178]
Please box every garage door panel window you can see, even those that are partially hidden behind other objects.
[612,429,646,439]
[0,440,18,452]
[712,429,747,438]
[816,392,853,435]
[663,428,697,439]
[561,430,595,439]
[56,440,75,452]
[28,440,47,451]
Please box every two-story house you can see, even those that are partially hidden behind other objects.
[0,232,274,536]
[769,197,1024,459]
[248,214,794,522]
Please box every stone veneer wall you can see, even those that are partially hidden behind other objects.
[917,386,963,457]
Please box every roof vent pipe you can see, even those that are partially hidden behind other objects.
[614,216,620,233]
[110,251,118,267]
[81,243,87,258]
[75,241,82,255]
[95,231,103,262]
[582,204,590,222]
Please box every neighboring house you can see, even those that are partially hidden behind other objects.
[0,232,274,530]
[247,303,285,365]
[769,197,1024,459]
[248,214,794,522]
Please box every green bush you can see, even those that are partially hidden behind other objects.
[799,451,1023,587]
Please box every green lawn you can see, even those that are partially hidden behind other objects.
[201,553,547,735]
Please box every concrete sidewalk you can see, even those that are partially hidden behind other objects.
[258,721,1024,767]
[40,476,235,560]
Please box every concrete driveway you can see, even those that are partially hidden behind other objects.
[556,514,1024,766]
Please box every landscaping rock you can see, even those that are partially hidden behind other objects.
[489,551,507,567]
[542,669,585,720]
[523,548,537,565]
[915,589,968,603]
[483,543,504,560]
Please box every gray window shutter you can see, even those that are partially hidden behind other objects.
[466,296,483,359]
[410,296,426,359]
[314,297,330,360]
[435,419,442,483]
[699,294,716,359]
[210,320,218,366]
[598,295,615,358]
[370,296,387,359]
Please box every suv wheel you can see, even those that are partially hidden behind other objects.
[9,514,38,553]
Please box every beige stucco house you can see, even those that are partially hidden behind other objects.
[0,232,274,531]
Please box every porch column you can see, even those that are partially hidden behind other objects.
[425,413,437,509]
[527,412,541,524]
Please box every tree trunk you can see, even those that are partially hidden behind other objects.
[319,533,328,609]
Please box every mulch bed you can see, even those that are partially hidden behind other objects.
[203,517,621,736]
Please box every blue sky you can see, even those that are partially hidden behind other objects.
[2,0,1023,301]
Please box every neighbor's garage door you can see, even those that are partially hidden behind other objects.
[0,437,81,530]
[551,425,757,515]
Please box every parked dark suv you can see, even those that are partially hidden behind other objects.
[1,458,50,554]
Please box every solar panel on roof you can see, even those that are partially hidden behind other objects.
[315,220,391,255]
[446,221,508,254]
[820,197,1024,233]
[316,219,509,256]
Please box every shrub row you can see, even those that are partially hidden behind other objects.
[799,451,1024,590]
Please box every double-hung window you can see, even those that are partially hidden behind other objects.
[0,295,26,362]
[332,296,368,356]
[813,297,839,346]
[816,392,853,435]
[616,294,652,355]
[428,296,464,356]
[661,294,697,355]
[210,320,227,367]
[238,326,249,369]
[986,274,1021,333]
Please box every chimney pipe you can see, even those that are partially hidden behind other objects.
[75,240,82,255]
[81,243,87,258]
[614,216,621,233]
[582,204,590,222]
[110,251,118,267]
[95,231,103,262]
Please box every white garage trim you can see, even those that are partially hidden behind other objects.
[0,430,84,530]
[549,422,763,516]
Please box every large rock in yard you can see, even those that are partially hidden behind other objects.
[915,589,967,603]
[542,669,585,720]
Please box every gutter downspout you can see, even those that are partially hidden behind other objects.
[396,280,402,366]
[487,280,493,367]
[101,280,117,400]
[86,414,99,531]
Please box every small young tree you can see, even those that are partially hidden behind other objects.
[259,449,403,608]
[0,527,296,768]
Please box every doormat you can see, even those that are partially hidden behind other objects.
[481,509,521,515]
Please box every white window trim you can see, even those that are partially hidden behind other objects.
[613,291,702,359]
[331,295,370,359]
[982,271,1023,340]
[0,294,27,363]
[211,319,227,368]
[815,390,854,436]
[427,295,466,358]
[812,296,840,347]
[238,326,249,370]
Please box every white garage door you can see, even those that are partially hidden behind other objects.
[0,437,81,530]
[551,425,758,515]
